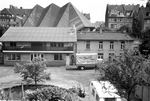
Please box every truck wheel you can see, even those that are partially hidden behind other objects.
[80,66,84,70]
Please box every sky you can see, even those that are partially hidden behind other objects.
[0,0,147,23]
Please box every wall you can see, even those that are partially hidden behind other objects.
[44,53,66,67]
[3,53,67,67]
[144,20,150,30]
[3,53,30,66]
[77,40,134,60]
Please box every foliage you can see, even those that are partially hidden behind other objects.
[139,28,150,56]
[68,84,86,98]
[14,57,51,88]
[0,26,9,37]
[131,12,141,38]
[117,25,131,33]
[97,51,150,101]
[26,86,81,101]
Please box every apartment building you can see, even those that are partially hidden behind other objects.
[0,5,31,27]
[105,4,140,31]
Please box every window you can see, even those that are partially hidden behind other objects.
[58,43,64,47]
[51,43,56,47]
[98,53,103,59]
[10,42,16,47]
[7,53,21,61]
[99,41,103,50]
[146,12,150,16]
[31,53,44,61]
[54,54,62,60]
[111,24,117,29]
[121,41,125,50]
[96,94,100,101]
[109,53,114,59]
[110,42,114,50]
[86,41,90,50]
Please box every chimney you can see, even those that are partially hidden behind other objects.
[10,5,13,9]
[99,25,103,34]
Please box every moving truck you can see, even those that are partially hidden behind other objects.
[76,53,98,70]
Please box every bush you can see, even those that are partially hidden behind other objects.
[26,86,82,101]
[68,84,86,98]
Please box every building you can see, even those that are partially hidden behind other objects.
[22,2,94,31]
[77,31,134,60]
[0,5,31,27]
[0,2,94,31]
[138,1,150,30]
[0,27,76,66]
[105,4,140,31]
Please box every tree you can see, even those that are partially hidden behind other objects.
[117,25,132,33]
[131,12,141,38]
[14,57,51,89]
[97,51,150,101]
[139,28,150,57]
[0,26,9,37]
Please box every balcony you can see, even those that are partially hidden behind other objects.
[3,46,74,51]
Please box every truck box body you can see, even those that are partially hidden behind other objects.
[76,53,98,69]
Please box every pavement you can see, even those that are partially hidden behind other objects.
[0,65,98,101]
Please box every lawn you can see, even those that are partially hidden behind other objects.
[0,65,100,101]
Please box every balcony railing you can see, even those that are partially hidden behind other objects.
[3,46,74,51]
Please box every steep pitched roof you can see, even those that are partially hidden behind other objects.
[0,27,77,42]
[0,8,12,15]
[123,4,140,11]
[107,4,124,12]
[21,2,93,30]
[71,4,94,30]
[23,5,44,27]
[39,3,60,27]
[53,3,70,27]
[77,32,133,41]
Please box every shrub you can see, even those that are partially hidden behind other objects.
[26,86,81,101]
[68,84,86,98]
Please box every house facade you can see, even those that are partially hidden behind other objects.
[105,4,140,31]
[77,31,134,60]
[0,27,76,66]
[138,2,150,30]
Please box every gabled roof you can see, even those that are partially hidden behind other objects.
[77,32,133,41]
[54,2,70,27]
[0,5,31,16]
[123,4,140,11]
[23,5,44,27]
[22,2,94,30]
[0,8,12,15]
[0,27,77,42]
[107,4,124,12]
[72,4,94,29]
[39,3,60,27]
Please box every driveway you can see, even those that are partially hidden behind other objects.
[0,65,100,101]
